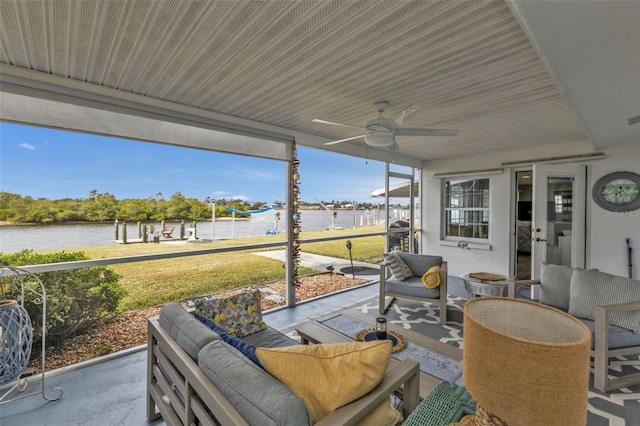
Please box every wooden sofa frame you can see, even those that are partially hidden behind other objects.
[509,280,640,393]
[379,260,448,325]
[147,317,421,426]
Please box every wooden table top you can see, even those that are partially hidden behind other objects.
[295,310,463,398]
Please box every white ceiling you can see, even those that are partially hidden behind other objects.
[0,0,638,165]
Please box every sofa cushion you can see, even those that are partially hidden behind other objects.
[158,302,220,361]
[199,340,312,426]
[384,252,413,281]
[396,252,442,278]
[569,269,640,333]
[579,319,640,349]
[256,340,392,423]
[195,313,263,368]
[386,276,441,299]
[422,265,442,289]
[242,326,299,348]
[195,290,267,338]
[539,263,574,310]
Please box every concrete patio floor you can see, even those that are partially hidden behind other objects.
[0,276,468,426]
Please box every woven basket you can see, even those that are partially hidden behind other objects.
[462,298,590,426]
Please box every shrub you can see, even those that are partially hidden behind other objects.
[0,250,125,349]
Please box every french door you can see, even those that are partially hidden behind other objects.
[531,164,586,279]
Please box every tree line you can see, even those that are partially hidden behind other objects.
[0,191,387,224]
[0,191,258,224]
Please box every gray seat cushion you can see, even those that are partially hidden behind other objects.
[386,276,441,299]
[159,302,220,361]
[199,340,312,426]
[538,304,640,350]
[579,319,640,349]
[243,327,299,348]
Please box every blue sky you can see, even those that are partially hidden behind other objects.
[0,122,390,204]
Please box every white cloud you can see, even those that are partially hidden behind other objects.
[18,143,36,151]
[230,194,249,201]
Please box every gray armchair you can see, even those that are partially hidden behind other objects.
[379,252,448,325]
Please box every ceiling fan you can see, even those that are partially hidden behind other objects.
[313,101,459,147]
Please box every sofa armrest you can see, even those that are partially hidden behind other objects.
[316,359,420,426]
[379,260,389,283]
[439,261,448,291]
[379,261,389,313]
[595,300,640,315]
[594,300,640,339]
[593,300,640,392]
[148,317,251,426]
[508,279,540,298]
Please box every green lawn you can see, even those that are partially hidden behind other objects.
[73,226,385,311]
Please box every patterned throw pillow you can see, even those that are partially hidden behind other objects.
[195,290,267,338]
[422,265,441,289]
[384,251,414,281]
[195,313,263,368]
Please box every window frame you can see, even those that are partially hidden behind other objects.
[442,177,490,242]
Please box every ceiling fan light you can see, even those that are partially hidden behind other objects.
[365,132,395,147]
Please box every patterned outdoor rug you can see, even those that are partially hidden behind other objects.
[281,295,640,425]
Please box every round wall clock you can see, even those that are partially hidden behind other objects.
[591,171,640,212]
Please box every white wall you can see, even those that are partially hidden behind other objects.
[588,142,640,277]
[421,140,639,279]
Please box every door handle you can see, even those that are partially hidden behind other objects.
[536,237,547,242]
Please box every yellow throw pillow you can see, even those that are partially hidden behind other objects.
[422,265,441,289]
[256,340,392,423]
[357,399,403,426]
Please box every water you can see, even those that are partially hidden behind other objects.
[0,209,404,253]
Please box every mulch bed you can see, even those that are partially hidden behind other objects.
[28,273,368,373]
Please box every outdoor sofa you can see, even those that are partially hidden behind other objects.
[509,263,640,392]
[147,301,420,425]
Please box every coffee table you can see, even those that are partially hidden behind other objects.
[296,310,463,398]
[460,272,509,299]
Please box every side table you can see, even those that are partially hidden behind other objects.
[460,272,510,299]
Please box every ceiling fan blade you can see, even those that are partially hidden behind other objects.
[323,134,366,145]
[313,119,365,130]
[384,141,400,151]
[395,127,460,137]
[393,105,421,126]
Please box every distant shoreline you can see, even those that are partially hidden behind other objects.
[0,218,249,227]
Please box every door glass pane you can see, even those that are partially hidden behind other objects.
[385,166,418,253]
[545,177,573,265]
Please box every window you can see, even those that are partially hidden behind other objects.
[444,178,489,239]
[554,194,563,214]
